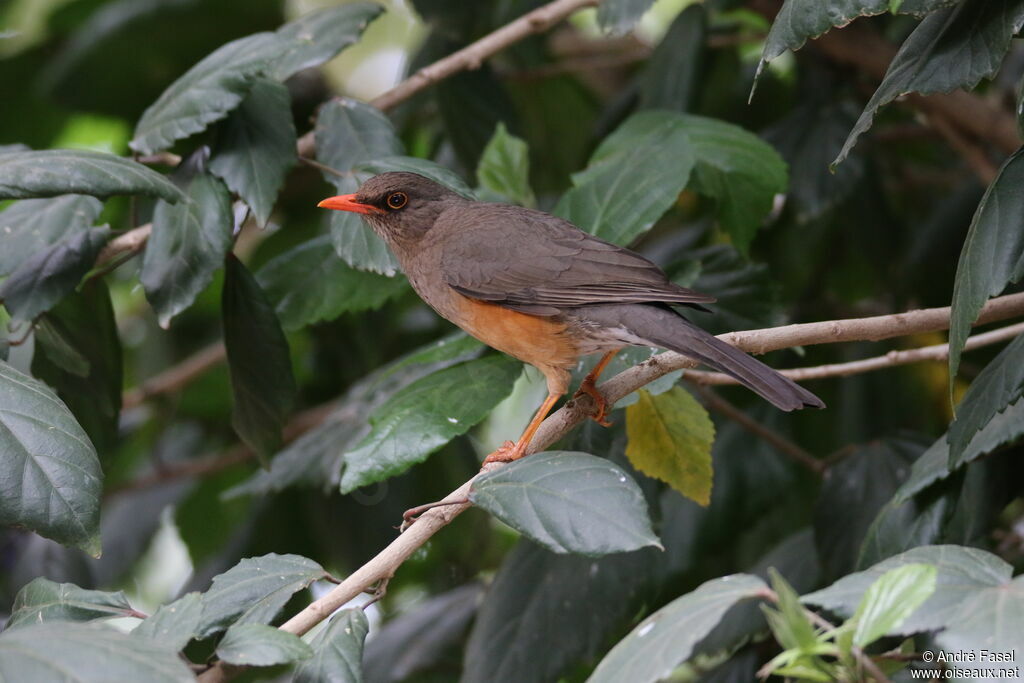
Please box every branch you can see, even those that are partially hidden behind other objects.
[196,291,1024,683]
[122,341,226,410]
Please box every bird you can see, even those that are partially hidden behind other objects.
[319,172,824,464]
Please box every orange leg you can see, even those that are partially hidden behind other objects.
[574,348,621,427]
[482,391,562,465]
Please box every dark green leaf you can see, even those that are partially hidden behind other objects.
[554,111,696,246]
[469,451,661,555]
[835,2,1024,166]
[0,195,102,277]
[273,2,385,80]
[354,156,474,197]
[32,283,123,457]
[589,574,769,683]
[949,149,1024,389]
[197,553,328,638]
[597,0,656,34]
[851,563,936,647]
[948,332,1024,465]
[0,359,101,555]
[0,226,109,322]
[294,609,368,683]
[681,245,783,335]
[130,32,287,155]
[475,122,535,207]
[216,623,313,666]
[340,354,522,492]
[436,67,516,171]
[257,235,408,331]
[132,592,202,653]
[7,578,135,629]
[0,150,184,203]
[0,622,193,682]
[210,78,296,226]
[463,541,660,683]
[315,98,403,274]
[639,4,706,113]
[141,167,233,328]
[223,255,297,464]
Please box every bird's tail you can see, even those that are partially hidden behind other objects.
[581,305,825,411]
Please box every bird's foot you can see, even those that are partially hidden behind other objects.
[482,440,526,465]
[399,498,470,532]
[574,379,613,427]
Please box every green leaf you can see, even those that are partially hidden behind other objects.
[638,4,706,113]
[31,283,123,457]
[130,32,286,155]
[272,2,385,80]
[681,245,783,335]
[197,553,328,638]
[0,359,102,555]
[835,2,1024,166]
[132,593,202,653]
[0,150,184,203]
[851,563,936,647]
[257,235,408,331]
[210,78,296,226]
[0,622,193,682]
[949,149,1024,390]
[469,451,661,556]
[597,0,656,34]
[141,164,233,328]
[475,122,535,207]
[223,255,297,464]
[554,111,695,246]
[0,195,102,277]
[947,332,1024,466]
[354,156,475,198]
[588,574,769,683]
[763,568,818,651]
[216,623,313,666]
[625,387,715,506]
[315,98,402,275]
[7,578,135,629]
[436,66,517,172]
[464,541,660,683]
[0,226,109,322]
[340,354,521,492]
[895,396,1024,502]
[294,609,368,683]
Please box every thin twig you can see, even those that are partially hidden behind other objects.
[122,342,227,410]
[926,113,999,184]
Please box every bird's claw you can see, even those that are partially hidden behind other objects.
[574,380,613,427]
[482,440,523,465]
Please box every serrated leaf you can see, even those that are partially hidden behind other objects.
[216,623,313,666]
[273,2,385,80]
[597,0,656,34]
[340,355,522,492]
[354,156,475,198]
[0,226,109,322]
[0,359,102,554]
[764,568,818,651]
[7,578,135,629]
[835,2,1024,166]
[210,78,296,226]
[588,574,768,683]
[141,164,233,328]
[132,592,202,653]
[294,609,368,683]
[257,235,408,331]
[639,4,706,113]
[0,195,102,277]
[851,564,936,647]
[469,451,661,556]
[475,122,535,207]
[197,553,327,638]
[625,387,714,505]
[223,255,297,464]
[947,332,1024,466]
[949,149,1024,391]
[0,150,184,203]
[554,111,695,246]
[0,622,193,682]
[130,32,287,155]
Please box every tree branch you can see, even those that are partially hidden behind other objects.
[122,341,226,410]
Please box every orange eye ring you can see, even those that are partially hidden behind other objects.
[386,192,408,210]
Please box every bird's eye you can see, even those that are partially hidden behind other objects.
[386,192,408,210]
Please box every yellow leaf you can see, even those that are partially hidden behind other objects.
[625,387,715,505]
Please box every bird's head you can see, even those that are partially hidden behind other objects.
[318,172,464,246]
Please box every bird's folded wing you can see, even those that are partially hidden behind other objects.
[438,204,714,316]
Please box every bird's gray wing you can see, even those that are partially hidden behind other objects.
[437,204,714,316]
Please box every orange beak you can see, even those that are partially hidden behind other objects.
[317,194,385,215]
